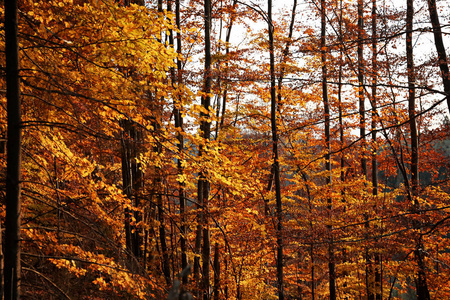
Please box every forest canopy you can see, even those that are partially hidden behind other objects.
[1,0,450,299]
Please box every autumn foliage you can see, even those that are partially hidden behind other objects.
[1,0,450,299]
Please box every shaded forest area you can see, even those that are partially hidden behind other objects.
[1,0,450,299]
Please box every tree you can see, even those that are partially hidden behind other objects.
[319,0,336,298]
[426,0,450,114]
[407,1,430,298]
[4,0,21,298]
[267,0,284,299]
[370,0,381,298]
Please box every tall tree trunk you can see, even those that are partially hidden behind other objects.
[120,0,147,273]
[121,124,133,254]
[167,0,187,285]
[213,243,220,300]
[277,0,297,94]
[357,0,372,298]
[121,121,144,271]
[338,0,345,188]
[408,2,418,202]
[196,0,213,298]
[4,0,22,298]
[337,0,348,297]
[158,176,171,285]
[0,221,3,300]
[310,243,315,300]
[426,0,450,114]
[320,1,335,299]
[268,0,284,299]
[173,0,188,285]
[407,1,430,299]
[358,0,367,179]
[371,0,381,298]
[216,0,238,138]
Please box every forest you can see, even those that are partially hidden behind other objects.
[1,0,450,299]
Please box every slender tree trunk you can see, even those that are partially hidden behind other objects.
[215,0,238,138]
[337,0,348,298]
[196,0,212,298]
[408,0,418,206]
[224,257,229,299]
[158,181,171,285]
[358,0,367,179]
[338,0,344,187]
[277,0,297,94]
[310,243,315,300]
[121,125,133,253]
[4,0,22,298]
[120,0,146,273]
[174,0,188,285]
[0,221,3,300]
[121,121,144,272]
[371,0,381,298]
[272,1,296,295]
[320,1,335,299]
[426,0,450,114]
[213,243,220,300]
[371,0,378,214]
[407,1,430,299]
[168,0,187,283]
[268,0,284,299]
[357,0,373,298]
[274,0,297,293]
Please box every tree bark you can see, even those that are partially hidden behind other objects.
[216,0,238,139]
[358,0,367,179]
[197,0,212,298]
[407,1,431,299]
[337,0,348,297]
[371,0,381,298]
[4,0,22,298]
[268,0,284,299]
[0,221,3,300]
[426,0,450,114]
[320,1,335,299]
[213,243,220,300]
[174,0,188,285]
[121,121,144,271]
[407,0,418,204]
[357,1,373,298]
[158,178,171,285]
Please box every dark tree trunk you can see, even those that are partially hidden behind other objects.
[338,0,344,185]
[371,0,381,298]
[158,179,171,285]
[268,0,284,299]
[426,0,450,114]
[358,0,367,179]
[215,0,238,139]
[320,1,335,299]
[195,0,212,298]
[338,0,347,297]
[213,243,220,300]
[121,120,144,270]
[310,243,315,300]
[4,0,22,298]
[357,1,373,298]
[407,0,418,205]
[407,1,430,299]
[414,247,431,300]
[174,0,188,285]
[0,221,3,300]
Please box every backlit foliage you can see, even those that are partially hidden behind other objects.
[1,0,449,299]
